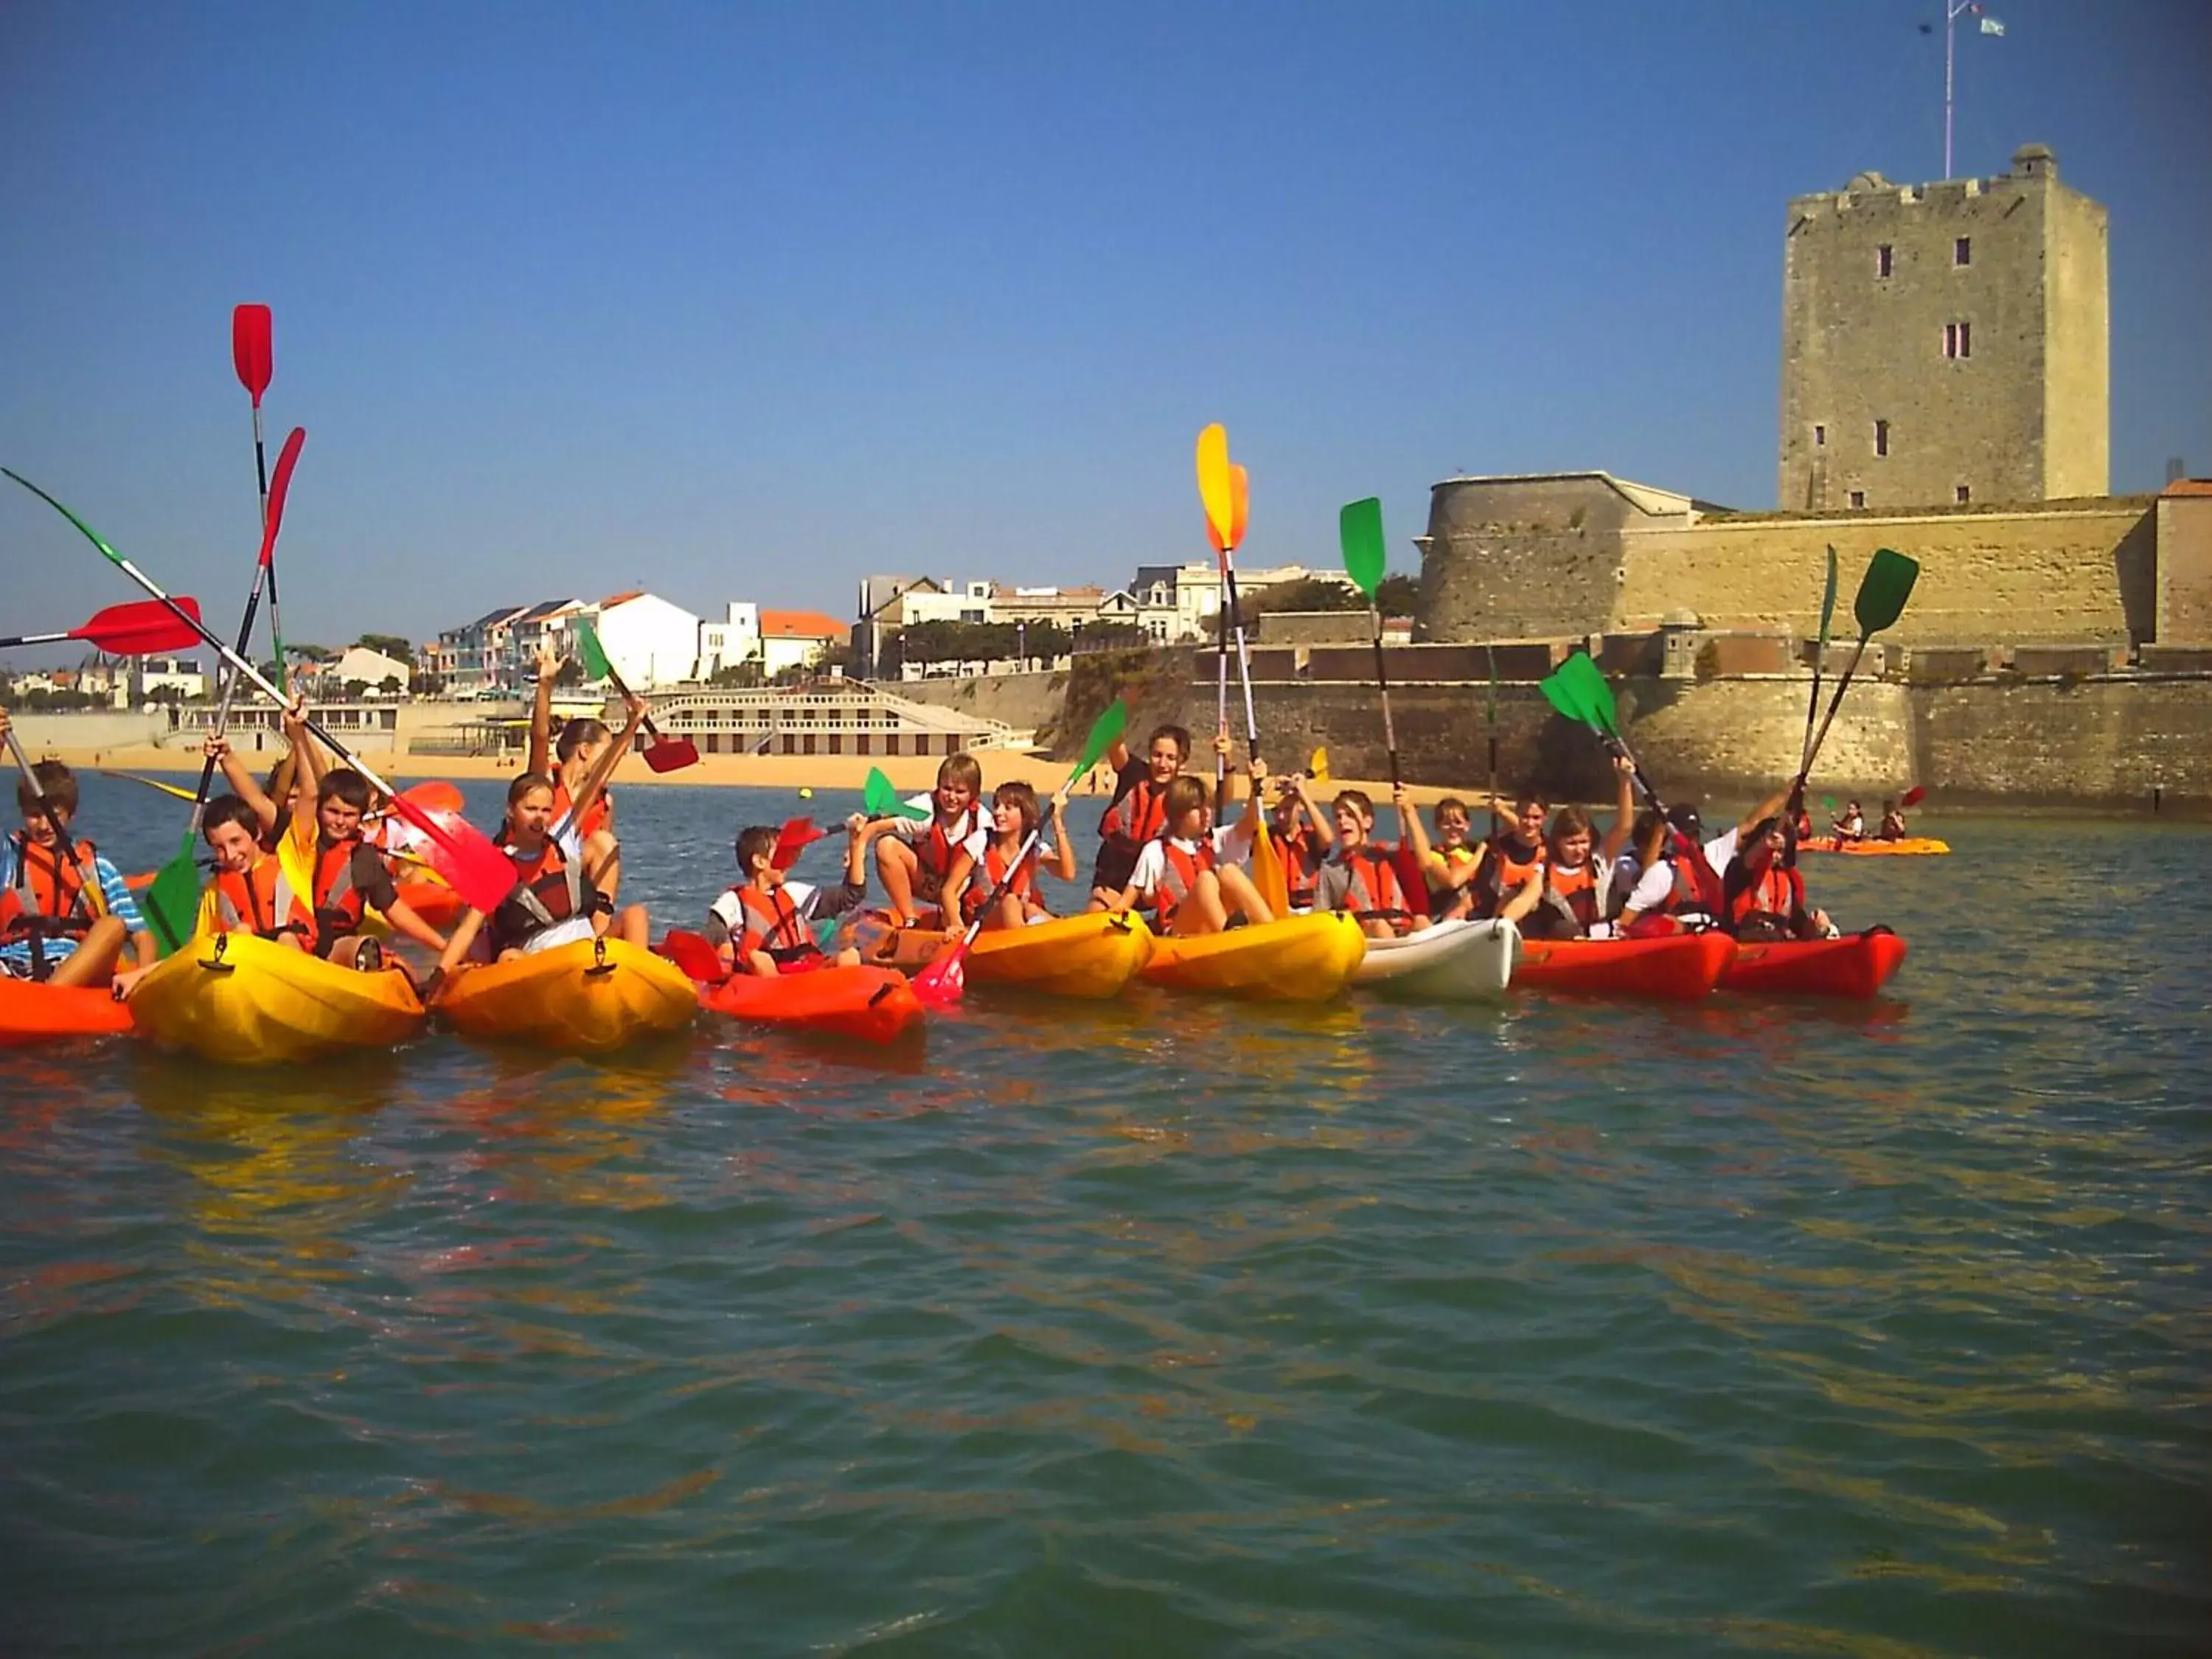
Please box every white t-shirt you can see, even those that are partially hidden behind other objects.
[708,879,821,936]
[1126,823,1253,897]
[1621,828,1738,916]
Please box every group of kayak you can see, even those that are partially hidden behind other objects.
[0,671,1911,1062]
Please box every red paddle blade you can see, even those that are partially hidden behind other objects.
[77,597,206,655]
[911,941,967,1006]
[641,734,700,773]
[389,799,517,915]
[659,928,725,984]
[771,816,826,872]
[398,780,465,815]
[258,427,306,566]
[232,305,273,405]
[1899,785,1927,809]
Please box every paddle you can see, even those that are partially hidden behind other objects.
[1340,496,1430,908]
[573,616,698,773]
[1803,548,1921,777]
[1899,785,1927,810]
[771,816,826,871]
[660,928,725,984]
[1197,445,1284,913]
[1542,652,1671,815]
[1,469,521,917]
[1309,748,1329,785]
[1795,545,1839,787]
[232,304,288,692]
[863,768,930,821]
[0,599,206,655]
[1483,644,1501,838]
[97,770,199,803]
[911,699,1127,1007]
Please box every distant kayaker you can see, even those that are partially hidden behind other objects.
[1831,799,1865,841]
[1088,723,1191,911]
[1314,785,1427,939]
[0,723,154,991]
[1110,763,1273,936]
[869,751,984,929]
[1878,798,1908,841]
[942,780,1079,931]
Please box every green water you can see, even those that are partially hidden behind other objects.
[4,779,2208,1656]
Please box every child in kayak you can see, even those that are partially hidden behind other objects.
[111,794,314,997]
[1877,798,1909,841]
[1418,796,1484,920]
[1615,787,1792,935]
[1468,792,1549,926]
[869,751,984,928]
[705,814,872,973]
[1111,765,1273,937]
[279,736,449,969]
[0,730,155,990]
[715,824,866,976]
[1722,817,1836,940]
[527,639,628,898]
[1088,723,1191,909]
[1267,771,1332,911]
[941,781,1078,931]
[1523,758,1636,941]
[1315,785,1430,939]
[1830,799,1865,841]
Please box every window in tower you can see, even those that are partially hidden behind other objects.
[1877,243,1893,277]
[1849,490,1866,509]
[1944,321,1972,359]
[1956,484,1971,504]
[1955,236,1971,266]
[1874,420,1891,457]
[1814,424,1826,446]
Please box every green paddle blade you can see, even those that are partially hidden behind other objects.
[1817,545,1839,650]
[1338,498,1387,599]
[863,767,929,821]
[143,832,201,956]
[1537,667,1586,725]
[1854,547,1920,635]
[1557,650,1619,737]
[1072,699,1127,776]
[574,616,613,682]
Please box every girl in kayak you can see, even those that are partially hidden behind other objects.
[869,751,984,928]
[0,733,154,990]
[1470,792,1550,925]
[526,639,629,898]
[1088,723,1190,910]
[1523,759,1636,941]
[1418,796,1484,921]
[1315,785,1430,939]
[714,824,866,976]
[429,703,648,982]
[1830,799,1865,841]
[941,781,1078,932]
[1111,765,1273,937]
[1722,818,1836,941]
[1267,771,1332,911]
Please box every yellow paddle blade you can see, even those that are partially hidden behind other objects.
[1310,747,1329,784]
[1251,820,1291,919]
[1195,423,1235,547]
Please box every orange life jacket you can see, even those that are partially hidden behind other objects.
[919,811,973,881]
[213,855,313,944]
[487,837,599,954]
[733,883,811,960]
[551,778,611,843]
[309,838,372,944]
[1,834,97,945]
[961,840,1039,926]
[1728,859,1804,928]
[1489,835,1545,891]
[1152,838,1214,924]
[1547,860,1601,931]
[1339,846,1413,926]
[1275,823,1320,908]
[1101,779,1169,846]
[1625,835,1727,937]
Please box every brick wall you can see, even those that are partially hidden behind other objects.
[2155,493,2212,646]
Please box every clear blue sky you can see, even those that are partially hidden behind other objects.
[2,1,2205,653]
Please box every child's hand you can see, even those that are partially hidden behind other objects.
[845,813,868,838]
[203,734,230,761]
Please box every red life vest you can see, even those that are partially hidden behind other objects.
[1152,838,1214,924]
[1,834,97,944]
[1340,846,1412,927]
[733,883,811,959]
[1489,835,1545,891]
[1625,835,1726,937]
[961,840,1039,925]
[310,838,372,944]
[1276,823,1320,908]
[487,838,600,955]
[1100,779,1169,846]
[213,856,313,944]
[1728,860,1804,928]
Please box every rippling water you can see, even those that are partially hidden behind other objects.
[4,777,2207,1656]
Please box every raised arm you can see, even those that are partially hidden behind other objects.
[207,734,278,831]
[1736,785,1790,839]
[1599,756,1636,861]
[1045,794,1078,881]
[526,638,558,777]
[561,697,645,838]
[1295,776,1336,851]
[1394,783,1432,865]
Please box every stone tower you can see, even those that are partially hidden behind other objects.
[1778,144,2108,512]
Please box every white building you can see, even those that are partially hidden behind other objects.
[588,591,703,689]
[759,609,847,678]
[698,601,762,678]
[130,657,208,701]
[332,644,412,693]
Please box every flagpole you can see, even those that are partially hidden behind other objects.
[1944,0,1966,178]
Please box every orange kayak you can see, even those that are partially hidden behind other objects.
[0,979,137,1046]
[1801,837,1950,856]
[1514,932,1736,1000]
[700,964,924,1046]
[1720,931,1907,998]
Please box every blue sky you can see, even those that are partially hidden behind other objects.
[1,1,2205,653]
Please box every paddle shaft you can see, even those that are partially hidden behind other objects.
[1802,634,1874,779]
[185,560,273,834]
[597,655,675,748]
[1484,645,1500,838]
[1,728,105,920]
[249,399,288,695]
[1366,605,1401,791]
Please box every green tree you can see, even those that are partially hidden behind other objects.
[1250,577,1362,614]
[356,633,417,667]
[1074,619,1147,651]
[1376,574,1421,615]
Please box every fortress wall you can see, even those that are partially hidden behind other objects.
[1416,476,1658,644]
[1613,501,2155,646]
[1914,678,2211,806]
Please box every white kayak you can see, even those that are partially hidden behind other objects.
[1352,917,1517,1001]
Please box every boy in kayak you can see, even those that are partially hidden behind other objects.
[706,814,873,973]
[1418,796,1484,921]
[1314,785,1430,939]
[1615,787,1791,935]
[1722,817,1837,940]
[942,781,1078,931]
[1110,763,1273,936]
[1088,723,1191,910]
[280,734,450,969]
[1523,759,1637,941]
[715,824,866,976]
[869,751,984,928]
[1877,797,1909,841]
[1267,771,1332,911]
[111,794,316,997]
[0,731,156,990]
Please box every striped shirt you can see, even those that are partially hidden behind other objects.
[0,837,145,970]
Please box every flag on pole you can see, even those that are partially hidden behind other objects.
[1979,15,2005,35]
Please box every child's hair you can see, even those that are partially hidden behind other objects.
[735,825,779,870]
[507,771,557,808]
[1145,724,1192,760]
[992,780,1041,835]
[203,794,262,841]
[936,752,984,795]
[1631,809,1667,860]
[555,717,612,764]
[1882,797,1898,812]
[318,768,373,812]
[1332,789,1376,821]
[1514,789,1547,813]
[15,761,77,818]
[1433,795,1470,824]
[1163,774,1209,826]
[1549,805,1593,844]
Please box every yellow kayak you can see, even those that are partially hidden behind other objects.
[966,910,1156,998]
[1141,912,1366,1001]
[438,936,695,1053]
[128,933,425,1064]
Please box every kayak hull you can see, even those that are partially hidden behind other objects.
[1141,912,1366,1002]
[965,911,1155,998]
[1514,931,1736,1000]
[1720,931,1908,998]
[0,980,137,1046]
[1354,917,1517,1001]
[128,933,425,1063]
[1801,837,1950,856]
[439,937,696,1053]
[703,964,924,1045]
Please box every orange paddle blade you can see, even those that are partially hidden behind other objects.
[1195,423,1235,547]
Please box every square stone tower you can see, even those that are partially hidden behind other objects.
[1778,144,2108,512]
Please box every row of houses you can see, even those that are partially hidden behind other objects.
[424,594,848,695]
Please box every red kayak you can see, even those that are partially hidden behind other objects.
[0,980,137,1046]
[699,964,925,1046]
[1720,931,1907,998]
[1514,932,1736,1000]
